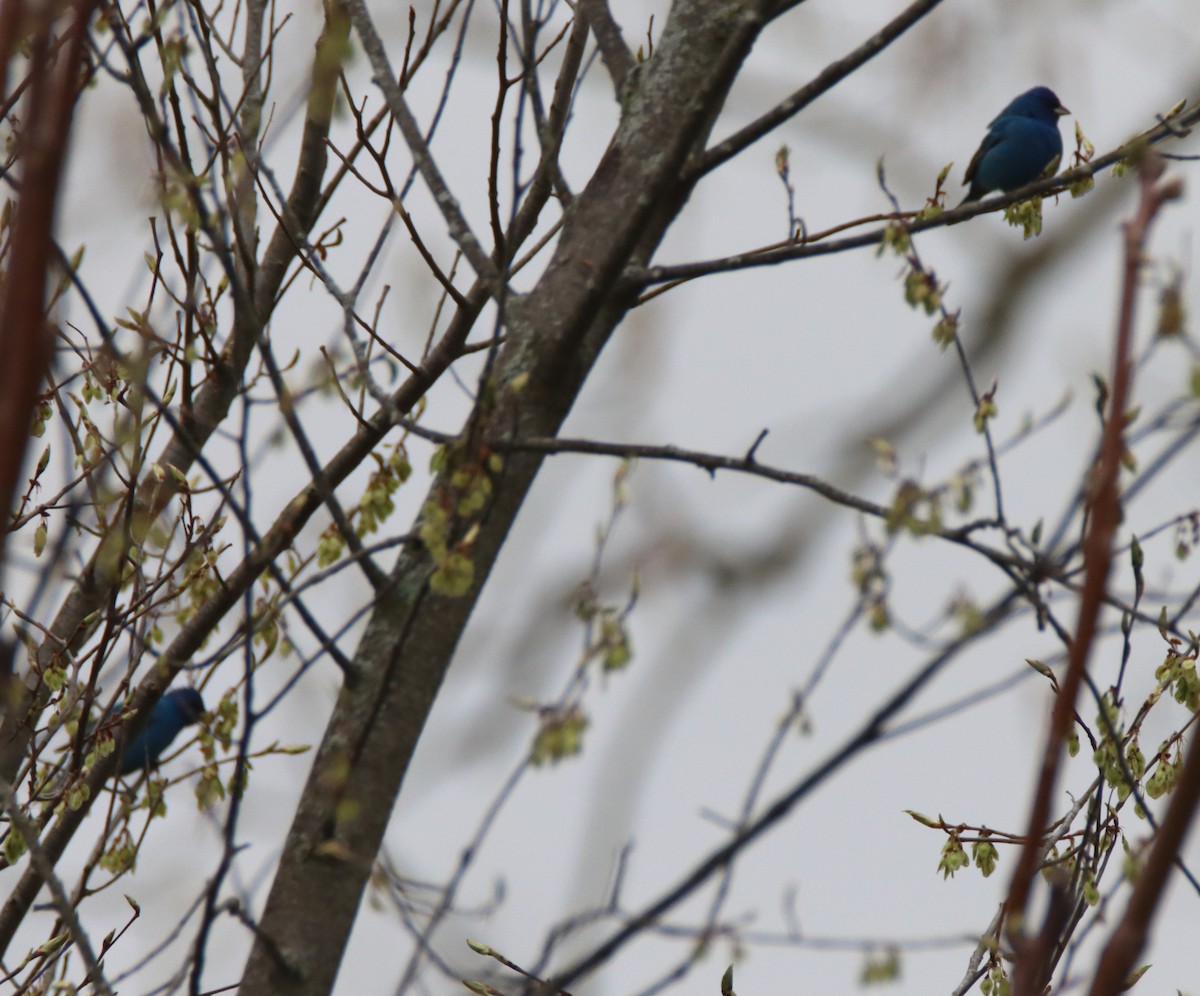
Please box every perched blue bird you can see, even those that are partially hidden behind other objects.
[960,87,1070,205]
[118,688,206,774]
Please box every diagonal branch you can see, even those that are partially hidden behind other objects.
[0,282,488,957]
[691,0,948,181]
[237,3,781,992]
[630,101,1200,294]
[536,592,1021,993]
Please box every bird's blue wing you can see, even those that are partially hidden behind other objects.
[962,127,1004,189]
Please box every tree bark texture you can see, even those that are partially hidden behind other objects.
[238,2,775,991]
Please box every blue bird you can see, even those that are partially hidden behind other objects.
[118,688,206,775]
[960,87,1070,205]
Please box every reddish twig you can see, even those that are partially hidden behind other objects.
[0,0,101,571]
[1006,152,1183,996]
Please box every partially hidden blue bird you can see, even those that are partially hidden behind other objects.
[960,86,1070,205]
[118,687,206,775]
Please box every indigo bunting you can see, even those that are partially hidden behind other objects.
[960,87,1069,205]
[118,688,206,774]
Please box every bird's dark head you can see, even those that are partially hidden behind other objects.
[1021,86,1070,120]
[168,687,206,725]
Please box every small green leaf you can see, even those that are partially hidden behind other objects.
[1069,175,1094,198]
[932,313,959,351]
[430,550,474,597]
[938,834,969,879]
[972,836,999,878]
[860,948,901,985]
[66,781,90,812]
[3,826,26,864]
[1002,196,1044,239]
[531,708,588,766]
[974,396,998,433]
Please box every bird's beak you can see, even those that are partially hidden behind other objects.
[1055,104,1070,117]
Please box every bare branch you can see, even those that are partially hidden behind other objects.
[343,0,506,295]
[576,0,634,95]
[693,0,949,180]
